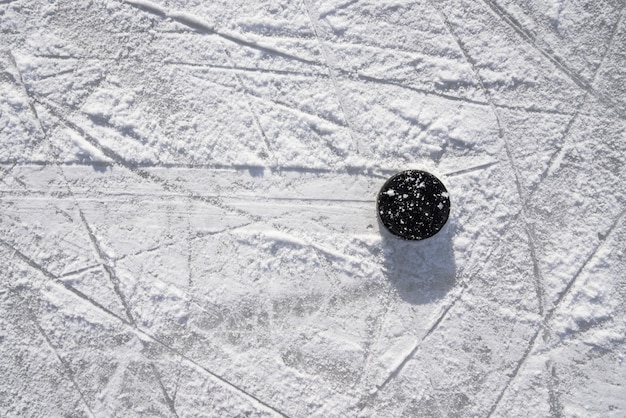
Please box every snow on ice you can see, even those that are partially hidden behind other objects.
[1,0,625,416]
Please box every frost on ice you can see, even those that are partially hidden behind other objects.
[1,0,625,416]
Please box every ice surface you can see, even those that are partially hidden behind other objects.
[1,0,625,417]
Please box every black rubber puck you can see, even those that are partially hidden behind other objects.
[377,170,450,240]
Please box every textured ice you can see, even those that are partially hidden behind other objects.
[1,0,625,417]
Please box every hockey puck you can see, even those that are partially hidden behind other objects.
[377,170,450,240]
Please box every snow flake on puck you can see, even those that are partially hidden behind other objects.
[377,170,450,240]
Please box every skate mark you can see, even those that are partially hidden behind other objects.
[203,20,450,64]
[524,228,545,315]
[374,290,462,395]
[31,54,81,60]
[593,4,625,83]
[544,209,625,326]
[113,220,261,264]
[358,73,582,117]
[59,264,102,278]
[124,0,166,16]
[263,220,386,288]
[486,209,625,416]
[150,362,180,418]
[144,332,289,417]
[486,327,541,417]
[0,173,29,190]
[540,5,624,182]
[3,236,288,417]
[443,160,499,177]
[182,45,274,156]
[0,163,16,184]
[263,224,353,268]
[480,0,624,117]
[244,21,473,65]
[546,361,564,418]
[431,1,545,316]
[358,289,465,413]
[190,69,348,128]
[75,73,109,111]
[0,159,413,179]
[479,0,589,92]
[34,68,75,81]
[35,98,263,223]
[231,70,274,161]
[86,62,351,162]
[87,113,143,144]
[318,0,358,18]
[7,50,45,140]
[0,170,24,189]
[0,188,376,208]
[53,205,76,224]
[360,209,524,408]
[101,225,383,332]
[493,102,578,117]
[357,73,486,106]
[77,207,137,326]
[123,0,321,66]
[247,195,374,204]
[428,4,500,134]
[186,215,193,291]
[302,0,359,155]
[534,102,585,187]
[171,356,184,404]
[312,247,343,292]
[196,28,320,42]
[167,61,327,78]
[355,283,392,390]
[1,238,129,324]
[237,82,349,129]
[307,248,349,345]
[30,311,96,418]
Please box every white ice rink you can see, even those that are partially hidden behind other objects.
[1,0,625,416]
